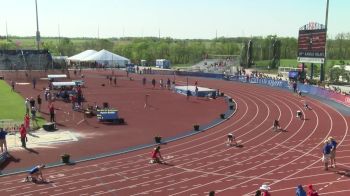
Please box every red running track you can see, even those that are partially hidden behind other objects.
[0,77,349,196]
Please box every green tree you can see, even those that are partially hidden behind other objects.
[42,41,59,55]
[0,40,16,50]
[271,39,281,69]
[57,38,75,56]
[329,67,342,82]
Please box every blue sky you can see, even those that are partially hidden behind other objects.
[0,0,349,39]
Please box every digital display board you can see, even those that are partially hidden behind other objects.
[297,22,326,63]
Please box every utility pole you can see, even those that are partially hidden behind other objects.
[158,28,160,40]
[35,0,40,50]
[5,21,8,42]
[58,24,61,44]
[97,24,100,39]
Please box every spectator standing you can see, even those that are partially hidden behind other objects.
[49,103,55,122]
[77,94,82,108]
[71,95,77,110]
[29,97,35,108]
[19,124,27,148]
[296,185,306,196]
[152,78,156,88]
[142,77,146,86]
[25,98,30,114]
[31,107,37,120]
[144,94,150,109]
[159,79,163,89]
[0,128,8,152]
[11,80,15,92]
[37,95,42,112]
[166,78,171,90]
[322,139,332,170]
[32,77,37,89]
[307,184,319,196]
[24,113,30,132]
[292,81,297,93]
[328,136,337,168]
[44,90,48,101]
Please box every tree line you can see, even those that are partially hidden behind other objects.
[1,33,350,67]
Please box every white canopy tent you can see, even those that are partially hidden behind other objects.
[82,49,130,67]
[67,50,97,62]
[52,81,76,87]
[48,74,67,79]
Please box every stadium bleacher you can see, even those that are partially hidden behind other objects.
[0,50,52,70]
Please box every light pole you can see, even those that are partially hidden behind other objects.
[5,21,8,42]
[268,40,271,69]
[321,0,330,82]
[259,44,262,61]
[35,0,40,50]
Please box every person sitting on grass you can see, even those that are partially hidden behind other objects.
[150,146,164,164]
[24,164,46,183]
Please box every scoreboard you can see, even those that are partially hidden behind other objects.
[297,22,327,63]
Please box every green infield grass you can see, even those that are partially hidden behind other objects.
[0,80,46,129]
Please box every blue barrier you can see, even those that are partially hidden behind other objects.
[148,70,224,79]
[145,70,349,108]
[227,75,290,89]
[176,71,224,79]
[228,75,350,108]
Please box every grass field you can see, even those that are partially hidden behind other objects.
[0,80,45,128]
[255,59,350,68]
[172,64,193,69]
